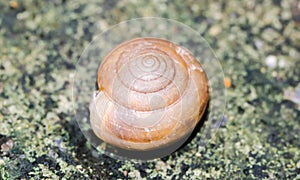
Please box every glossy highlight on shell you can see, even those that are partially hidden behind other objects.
[89,38,209,151]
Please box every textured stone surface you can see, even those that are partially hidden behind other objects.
[0,0,299,179]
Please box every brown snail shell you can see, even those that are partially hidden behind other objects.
[89,38,209,151]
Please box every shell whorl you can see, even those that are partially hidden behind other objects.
[90,38,209,150]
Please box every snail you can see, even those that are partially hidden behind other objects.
[89,38,209,151]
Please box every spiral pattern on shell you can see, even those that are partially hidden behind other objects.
[89,38,209,150]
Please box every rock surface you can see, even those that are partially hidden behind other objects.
[0,0,299,179]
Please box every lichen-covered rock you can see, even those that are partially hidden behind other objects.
[0,0,299,179]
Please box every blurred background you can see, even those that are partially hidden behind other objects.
[0,0,299,179]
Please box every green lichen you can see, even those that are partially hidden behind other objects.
[0,0,299,179]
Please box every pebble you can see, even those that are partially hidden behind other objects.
[265,55,277,68]
[224,77,232,88]
[284,84,300,105]
[278,58,286,68]
[209,26,221,36]
[1,139,14,155]
[9,1,19,9]
[254,39,264,49]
